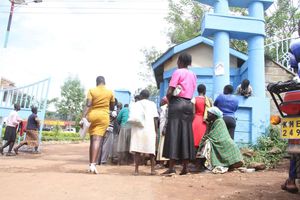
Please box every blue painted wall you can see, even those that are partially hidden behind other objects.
[196,0,272,144]
[160,66,270,145]
[114,89,131,106]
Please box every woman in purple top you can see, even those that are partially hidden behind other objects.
[214,85,239,140]
[162,52,197,176]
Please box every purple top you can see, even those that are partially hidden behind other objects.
[214,94,239,118]
[289,38,300,76]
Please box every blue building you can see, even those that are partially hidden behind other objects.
[152,0,275,145]
[114,89,131,106]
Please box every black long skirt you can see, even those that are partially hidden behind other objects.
[163,96,195,160]
[3,126,17,142]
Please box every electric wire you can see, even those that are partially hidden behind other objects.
[0,0,170,15]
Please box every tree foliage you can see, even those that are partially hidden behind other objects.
[139,47,162,85]
[265,0,300,43]
[165,0,205,45]
[55,77,85,122]
[140,0,300,88]
[45,97,59,119]
[139,0,205,92]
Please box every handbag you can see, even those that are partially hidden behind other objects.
[127,101,145,127]
[79,118,91,139]
[203,96,213,121]
[173,85,182,96]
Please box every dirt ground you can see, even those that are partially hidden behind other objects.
[0,142,299,200]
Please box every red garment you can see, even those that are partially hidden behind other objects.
[192,96,207,147]
[19,120,27,136]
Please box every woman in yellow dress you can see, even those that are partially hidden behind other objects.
[82,76,115,174]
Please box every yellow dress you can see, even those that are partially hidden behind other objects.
[86,85,115,136]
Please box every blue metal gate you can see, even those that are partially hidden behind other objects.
[0,78,51,145]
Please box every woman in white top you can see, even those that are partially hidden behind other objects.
[0,104,22,156]
[129,89,159,175]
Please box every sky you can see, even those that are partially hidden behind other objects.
[0,0,170,99]
[0,0,299,100]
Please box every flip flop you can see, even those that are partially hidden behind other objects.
[179,170,191,175]
[281,180,299,193]
[150,171,158,176]
[133,172,139,176]
[13,148,18,155]
[6,152,15,156]
[161,169,176,176]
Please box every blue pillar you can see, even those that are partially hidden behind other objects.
[213,0,230,96]
[214,0,229,14]
[213,32,230,95]
[247,2,265,98]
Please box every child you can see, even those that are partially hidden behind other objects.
[236,79,253,97]
[0,104,22,156]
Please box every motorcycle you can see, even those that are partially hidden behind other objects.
[267,79,300,193]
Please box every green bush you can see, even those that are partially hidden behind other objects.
[41,131,89,141]
[1,128,88,142]
[243,125,288,169]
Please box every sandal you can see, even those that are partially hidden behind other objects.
[150,170,158,176]
[88,164,98,174]
[161,169,176,176]
[179,171,190,175]
[281,179,299,193]
[6,152,15,156]
[133,172,139,176]
[13,148,18,155]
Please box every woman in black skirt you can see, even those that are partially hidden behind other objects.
[162,52,197,175]
[0,104,22,156]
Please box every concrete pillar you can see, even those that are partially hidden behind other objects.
[213,0,230,95]
[247,2,265,98]
[214,0,229,14]
[213,31,230,95]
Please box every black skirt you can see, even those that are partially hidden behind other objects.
[163,96,195,160]
[3,126,17,142]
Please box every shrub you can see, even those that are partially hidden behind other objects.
[243,125,288,169]
[41,131,88,141]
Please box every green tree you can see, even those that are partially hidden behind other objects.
[45,97,59,119]
[265,0,300,43]
[141,0,300,85]
[139,47,162,85]
[139,0,204,90]
[165,0,205,45]
[145,84,160,97]
[265,0,300,60]
[55,77,85,122]
[134,84,159,98]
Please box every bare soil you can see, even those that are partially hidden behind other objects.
[0,142,299,200]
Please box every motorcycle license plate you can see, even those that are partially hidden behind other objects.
[281,117,300,139]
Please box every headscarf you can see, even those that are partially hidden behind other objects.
[207,106,223,118]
